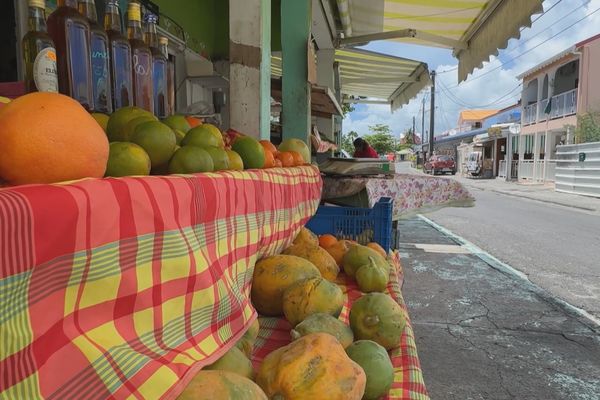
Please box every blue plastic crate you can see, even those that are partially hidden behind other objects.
[305,197,393,252]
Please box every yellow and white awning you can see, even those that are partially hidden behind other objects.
[272,48,430,111]
[336,0,544,82]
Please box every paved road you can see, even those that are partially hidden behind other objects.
[426,185,600,320]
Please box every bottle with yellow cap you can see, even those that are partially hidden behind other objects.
[47,0,94,111]
[127,1,153,114]
[22,0,59,93]
[144,13,167,118]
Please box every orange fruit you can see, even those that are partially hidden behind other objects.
[288,150,305,166]
[260,140,278,155]
[319,234,338,248]
[273,159,283,168]
[276,151,295,168]
[185,115,203,128]
[263,150,275,168]
[367,242,387,258]
[326,240,351,267]
[0,92,109,185]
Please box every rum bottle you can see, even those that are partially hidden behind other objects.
[47,0,94,110]
[78,0,112,113]
[159,36,175,115]
[127,1,153,114]
[144,14,167,118]
[22,0,59,93]
[104,0,132,110]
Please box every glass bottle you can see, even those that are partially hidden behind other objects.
[104,0,132,110]
[22,0,59,93]
[159,36,175,115]
[127,1,153,114]
[78,0,112,113]
[47,0,93,110]
[144,14,167,118]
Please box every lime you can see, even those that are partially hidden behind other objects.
[107,106,156,142]
[131,121,177,167]
[105,142,151,177]
[169,146,214,174]
[205,147,230,171]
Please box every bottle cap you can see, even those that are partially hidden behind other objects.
[29,0,45,8]
[159,36,168,45]
[144,13,158,24]
[128,2,141,21]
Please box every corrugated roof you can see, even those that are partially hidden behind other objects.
[271,48,431,111]
[459,109,500,122]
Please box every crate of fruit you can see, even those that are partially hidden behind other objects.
[306,197,393,252]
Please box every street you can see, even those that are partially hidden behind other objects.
[426,182,600,320]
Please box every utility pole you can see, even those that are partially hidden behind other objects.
[421,96,425,144]
[412,116,416,137]
[429,70,436,158]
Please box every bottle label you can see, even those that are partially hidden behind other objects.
[33,47,59,93]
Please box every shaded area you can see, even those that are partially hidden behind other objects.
[400,217,600,400]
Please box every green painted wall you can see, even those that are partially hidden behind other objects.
[153,0,217,58]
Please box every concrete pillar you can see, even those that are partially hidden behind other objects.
[533,132,540,182]
[281,0,312,143]
[316,49,335,141]
[229,0,271,139]
[518,134,525,180]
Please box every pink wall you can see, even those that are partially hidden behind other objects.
[578,36,600,114]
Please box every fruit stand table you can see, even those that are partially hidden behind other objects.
[0,166,428,399]
[322,173,475,220]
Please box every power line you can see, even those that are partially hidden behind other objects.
[444,3,600,89]
[438,81,522,109]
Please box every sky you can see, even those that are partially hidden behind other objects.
[342,0,600,141]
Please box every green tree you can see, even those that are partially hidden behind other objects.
[341,130,358,153]
[575,112,600,144]
[363,124,398,154]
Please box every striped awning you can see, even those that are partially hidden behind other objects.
[336,0,544,82]
[272,48,430,111]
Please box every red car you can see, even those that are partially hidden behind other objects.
[424,155,456,175]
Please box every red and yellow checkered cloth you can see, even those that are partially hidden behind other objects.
[252,252,429,400]
[0,167,320,399]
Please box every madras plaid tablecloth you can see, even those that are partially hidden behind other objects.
[0,167,322,399]
[252,253,430,400]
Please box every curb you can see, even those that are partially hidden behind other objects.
[489,189,597,212]
[417,214,600,331]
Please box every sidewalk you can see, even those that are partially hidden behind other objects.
[451,175,600,213]
[399,216,600,400]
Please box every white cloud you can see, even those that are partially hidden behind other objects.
[343,0,600,137]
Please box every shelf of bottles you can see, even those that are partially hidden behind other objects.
[23,0,174,117]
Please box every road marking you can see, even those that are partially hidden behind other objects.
[417,214,600,329]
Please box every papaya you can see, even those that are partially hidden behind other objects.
[204,346,254,380]
[355,258,389,293]
[366,242,387,258]
[236,318,260,357]
[177,370,267,400]
[251,255,321,316]
[291,313,354,348]
[256,333,366,400]
[343,244,388,278]
[346,340,394,400]
[349,293,406,350]
[283,244,340,281]
[292,227,319,248]
[282,277,344,326]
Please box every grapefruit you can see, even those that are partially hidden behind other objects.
[204,147,230,171]
[131,121,177,167]
[121,115,156,142]
[107,106,156,142]
[182,124,224,148]
[0,92,109,185]
[169,146,214,174]
[173,129,186,145]
[105,142,151,177]
[163,115,191,133]
[279,138,310,165]
[91,112,109,132]
[232,136,265,170]
[226,150,244,171]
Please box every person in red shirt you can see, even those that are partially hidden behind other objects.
[353,138,379,158]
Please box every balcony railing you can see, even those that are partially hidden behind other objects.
[522,88,578,126]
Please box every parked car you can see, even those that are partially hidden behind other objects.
[466,152,482,176]
[424,155,456,175]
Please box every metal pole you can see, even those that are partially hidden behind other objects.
[429,71,436,158]
[412,116,416,138]
[421,96,425,143]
